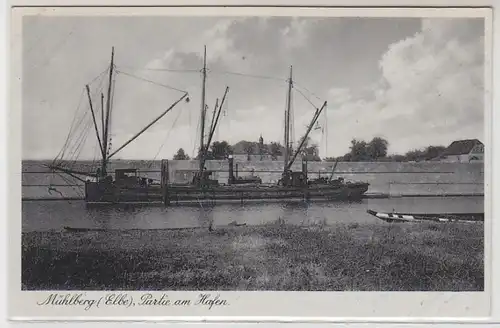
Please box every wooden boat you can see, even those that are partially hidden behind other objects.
[366,209,484,223]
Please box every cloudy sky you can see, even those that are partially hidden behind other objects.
[22,15,485,160]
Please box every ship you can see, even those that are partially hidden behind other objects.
[163,47,369,205]
[48,46,187,205]
[50,46,369,205]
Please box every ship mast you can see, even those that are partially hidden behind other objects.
[283,65,293,172]
[198,45,208,176]
[286,101,327,172]
[101,46,115,179]
[49,46,187,181]
[204,87,229,159]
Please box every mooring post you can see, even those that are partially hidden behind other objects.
[163,160,170,206]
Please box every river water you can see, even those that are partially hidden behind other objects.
[22,196,484,232]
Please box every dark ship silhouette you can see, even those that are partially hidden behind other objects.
[50,46,369,206]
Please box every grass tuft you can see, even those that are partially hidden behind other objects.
[22,222,484,291]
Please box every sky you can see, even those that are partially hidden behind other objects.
[22,15,486,160]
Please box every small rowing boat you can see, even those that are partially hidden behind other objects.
[366,209,484,223]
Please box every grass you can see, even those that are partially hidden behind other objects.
[22,221,484,291]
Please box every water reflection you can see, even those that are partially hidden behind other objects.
[22,196,484,232]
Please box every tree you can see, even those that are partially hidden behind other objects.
[388,154,406,162]
[295,136,320,161]
[269,142,283,160]
[304,144,321,161]
[173,148,190,160]
[367,137,389,160]
[193,147,204,160]
[342,153,352,162]
[243,143,254,161]
[423,146,446,160]
[400,145,446,162]
[349,139,369,161]
[210,141,232,160]
[404,149,425,162]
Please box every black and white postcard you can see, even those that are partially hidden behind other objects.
[8,2,493,322]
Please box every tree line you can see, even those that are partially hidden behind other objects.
[173,137,447,163]
[173,138,321,161]
[323,137,446,162]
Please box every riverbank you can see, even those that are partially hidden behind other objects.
[22,221,484,291]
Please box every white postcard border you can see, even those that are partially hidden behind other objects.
[7,3,495,322]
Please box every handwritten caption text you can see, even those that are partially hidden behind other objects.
[37,293,229,311]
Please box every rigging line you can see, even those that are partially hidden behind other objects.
[57,171,76,189]
[115,65,200,73]
[324,104,328,158]
[188,96,192,148]
[89,139,99,172]
[69,127,91,167]
[57,110,90,167]
[48,68,108,145]
[114,69,188,94]
[295,87,320,111]
[90,69,108,102]
[63,69,109,154]
[67,118,92,164]
[73,120,91,165]
[290,93,295,151]
[62,89,94,157]
[57,172,84,199]
[88,71,110,131]
[53,86,87,165]
[152,102,185,161]
[107,93,188,159]
[65,112,91,158]
[192,113,201,158]
[293,81,323,101]
[56,87,88,155]
[107,75,117,154]
[209,69,286,83]
[88,66,110,86]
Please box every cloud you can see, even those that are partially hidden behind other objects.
[282,17,314,50]
[324,18,485,156]
[22,16,484,160]
[143,18,253,72]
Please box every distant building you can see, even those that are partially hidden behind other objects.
[438,139,484,162]
[231,135,303,162]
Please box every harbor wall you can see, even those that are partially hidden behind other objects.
[21,160,484,200]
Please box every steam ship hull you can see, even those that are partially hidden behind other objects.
[85,181,164,205]
[165,183,369,204]
[85,181,369,205]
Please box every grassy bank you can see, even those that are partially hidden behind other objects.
[22,221,484,291]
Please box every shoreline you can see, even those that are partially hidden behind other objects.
[21,192,485,202]
[22,221,484,291]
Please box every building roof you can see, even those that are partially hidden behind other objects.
[441,139,483,156]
